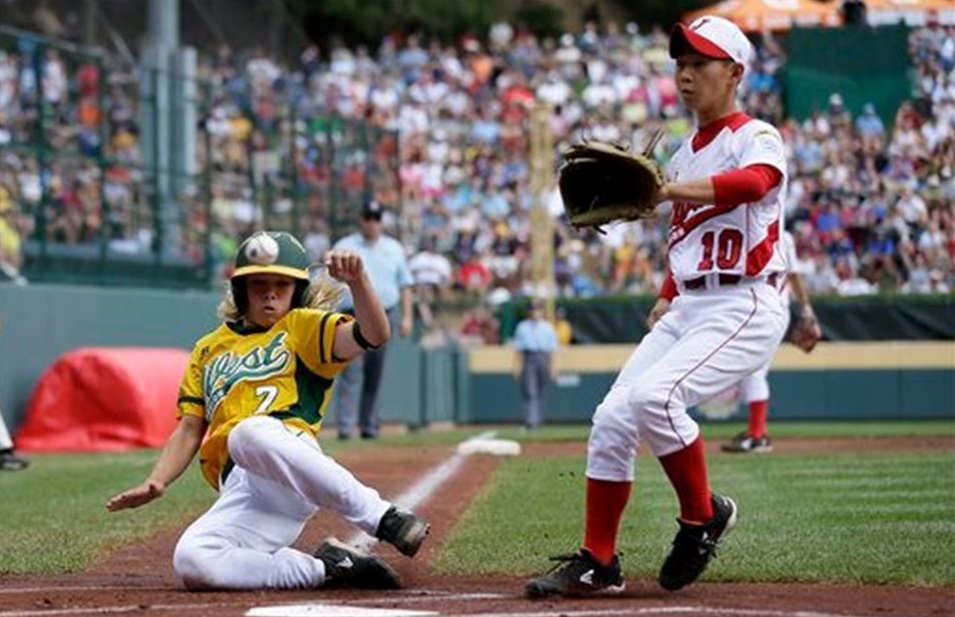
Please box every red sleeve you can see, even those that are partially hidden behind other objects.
[712,163,782,207]
[659,269,678,301]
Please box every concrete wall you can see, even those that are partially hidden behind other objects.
[466,343,955,423]
[0,283,220,429]
[0,283,447,433]
[2,284,952,441]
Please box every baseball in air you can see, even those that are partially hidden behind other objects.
[244,233,280,265]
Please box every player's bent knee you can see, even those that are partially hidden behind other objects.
[173,542,212,589]
[227,415,279,460]
[627,382,671,416]
[589,406,639,479]
[592,390,642,443]
[174,538,233,590]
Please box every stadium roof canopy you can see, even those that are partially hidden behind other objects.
[864,0,955,26]
[684,0,843,32]
[685,0,954,32]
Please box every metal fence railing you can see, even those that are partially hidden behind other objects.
[0,24,399,289]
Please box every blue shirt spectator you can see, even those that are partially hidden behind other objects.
[855,104,885,137]
[333,202,413,311]
[512,310,559,353]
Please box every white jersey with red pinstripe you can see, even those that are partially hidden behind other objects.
[665,114,787,285]
[586,112,790,476]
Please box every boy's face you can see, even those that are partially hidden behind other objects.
[245,273,297,327]
[674,52,740,114]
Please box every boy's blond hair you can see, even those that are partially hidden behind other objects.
[217,272,344,322]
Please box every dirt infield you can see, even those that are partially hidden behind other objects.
[1,436,952,617]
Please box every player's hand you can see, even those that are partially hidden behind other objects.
[106,480,165,511]
[647,298,671,330]
[324,250,365,283]
[791,313,822,353]
[399,314,413,337]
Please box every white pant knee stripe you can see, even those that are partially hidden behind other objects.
[660,289,759,449]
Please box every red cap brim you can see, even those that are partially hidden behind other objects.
[669,24,731,60]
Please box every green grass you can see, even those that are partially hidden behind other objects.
[494,419,955,442]
[335,419,955,449]
[0,451,213,574]
[437,446,955,586]
[2,420,952,583]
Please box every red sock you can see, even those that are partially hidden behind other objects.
[583,477,632,565]
[748,400,768,438]
[658,436,713,524]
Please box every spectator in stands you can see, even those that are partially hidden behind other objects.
[855,103,885,153]
[408,236,453,330]
[457,303,500,346]
[0,188,26,284]
[553,306,574,346]
[3,15,954,300]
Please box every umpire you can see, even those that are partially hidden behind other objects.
[331,201,413,439]
[512,300,559,430]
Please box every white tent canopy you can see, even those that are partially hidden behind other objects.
[864,0,955,26]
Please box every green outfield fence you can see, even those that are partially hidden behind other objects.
[781,24,911,125]
[0,25,399,289]
[2,284,952,435]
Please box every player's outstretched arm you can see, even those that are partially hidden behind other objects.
[325,249,390,362]
[658,165,782,207]
[656,177,715,205]
[106,415,206,511]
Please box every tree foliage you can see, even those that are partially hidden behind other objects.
[282,0,717,50]
[284,0,563,48]
[605,0,717,28]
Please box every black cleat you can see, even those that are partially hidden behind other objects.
[525,549,625,599]
[375,506,430,557]
[722,432,773,453]
[0,450,28,471]
[315,538,402,589]
[659,494,737,591]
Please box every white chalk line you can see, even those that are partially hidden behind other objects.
[0,586,171,595]
[347,431,498,551]
[0,591,503,617]
[437,607,884,617]
[0,598,903,617]
[0,603,231,617]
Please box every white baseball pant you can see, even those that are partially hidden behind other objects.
[587,282,787,482]
[173,415,392,589]
[739,309,790,403]
[0,408,14,450]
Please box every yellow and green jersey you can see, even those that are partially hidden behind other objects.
[178,308,351,489]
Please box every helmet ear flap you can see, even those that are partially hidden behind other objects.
[232,278,249,315]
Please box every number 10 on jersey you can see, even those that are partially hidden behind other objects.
[697,228,743,271]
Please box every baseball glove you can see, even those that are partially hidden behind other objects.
[558,130,666,232]
[791,314,822,353]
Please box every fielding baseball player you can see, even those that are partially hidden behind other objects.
[526,15,789,598]
[649,229,822,452]
[107,231,429,591]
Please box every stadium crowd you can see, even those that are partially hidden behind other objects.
[0,16,953,303]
